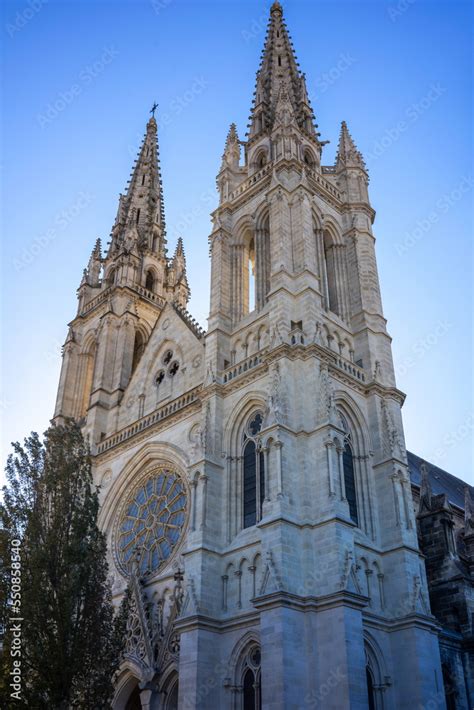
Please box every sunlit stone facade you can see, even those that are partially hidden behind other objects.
[53,3,474,708]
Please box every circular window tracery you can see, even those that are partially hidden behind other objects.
[169,361,180,376]
[246,411,263,438]
[115,468,187,578]
[163,350,173,365]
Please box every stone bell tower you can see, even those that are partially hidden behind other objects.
[53,114,190,442]
[194,1,446,707]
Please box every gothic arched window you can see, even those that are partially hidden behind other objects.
[106,268,116,288]
[79,341,96,418]
[343,442,358,525]
[248,238,256,313]
[324,233,339,315]
[243,413,265,529]
[131,332,145,374]
[241,645,261,710]
[145,270,155,292]
[303,148,316,169]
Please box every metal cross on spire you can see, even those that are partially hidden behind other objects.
[150,102,158,118]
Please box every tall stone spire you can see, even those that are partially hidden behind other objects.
[108,115,167,259]
[336,121,366,171]
[247,1,319,143]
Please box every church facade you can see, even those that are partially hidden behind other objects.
[53,3,472,708]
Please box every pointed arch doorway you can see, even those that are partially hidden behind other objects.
[124,683,141,710]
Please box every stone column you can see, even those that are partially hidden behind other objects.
[336,444,347,501]
[190,478,198,532]
[199,474,208,531]
[325,438,336,498]
[274,440,283,498]
[316,228,329,309]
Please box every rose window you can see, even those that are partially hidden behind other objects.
[116,468,187,577]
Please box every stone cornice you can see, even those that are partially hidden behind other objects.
[365,383,406,406]
[341,202,376,223]
[174,611,260,634]
[363,610,442,635]
[252,589,369,613]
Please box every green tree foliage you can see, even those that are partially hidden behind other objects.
[0,421,128,709]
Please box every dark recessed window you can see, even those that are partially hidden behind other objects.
[243,412,265,529]
[145,271,155,292]
[343,443,358,525]
[169,361,180,376]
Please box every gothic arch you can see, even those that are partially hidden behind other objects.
[113,665,144,710]
[228,633,262,710]
[311,204,323,230]
[131,321,152,352]
[334,391,372,454]
[234,215,256,245]
[254,203,270,231]
[231,212,270,320]
[313,217,350,318]
[225,392,267,453]
[252,147,269,171]
[323,228,340,315]
[157,663,179,695]
[363,632,390,710]
[231,219,255,320]
[302,146,317,168]
[76,330,98,418]
[99,441,191,536]
[228,631,261,685]
[106,266,117,287]
[143,265,159,292]
[323,218,343,246]
[253,206,271,309]
[80,328,98,355]
[101,447,190,582]
[225,394,267,537]
[333,392,375,537]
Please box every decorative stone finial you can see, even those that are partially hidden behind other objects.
[336,120,366,171]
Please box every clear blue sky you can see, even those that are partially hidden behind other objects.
[1,0,472,484]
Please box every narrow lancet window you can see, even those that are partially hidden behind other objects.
[343,442,358,525]
[243,412,265,528]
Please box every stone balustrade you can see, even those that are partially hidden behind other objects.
[222,354,263,384]
[96,386,201,454]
